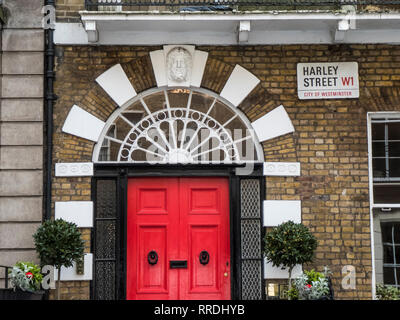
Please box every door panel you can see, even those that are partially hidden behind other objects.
[180,178,230,300]
[189,225,219,290]
[127,178,179,300]
[127,177,230,300]
[137,225,167,293]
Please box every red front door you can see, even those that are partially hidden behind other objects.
[127,177,230,300]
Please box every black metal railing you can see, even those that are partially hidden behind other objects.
[85,0,400,10]
[0,265,11,289]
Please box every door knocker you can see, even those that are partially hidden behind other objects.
[199,251,210,265]
[148,250,158,265]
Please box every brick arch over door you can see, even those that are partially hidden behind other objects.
[59,47,297,164]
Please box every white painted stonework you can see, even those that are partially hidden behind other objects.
[150,46,208,88]
[164,45,195,87]
[220,64,260,107]
[263,200,301,227]
[264,162,300,176]
[150,50,167,87]
[251,105,295,142]
[54,253,93,281]
[95,64,137,106]
[62,105,105,142]
[264,259,302,279]
[191,50,208,87]
[69,13,400,45]
[55,162,94,177]
[55,201,93,228]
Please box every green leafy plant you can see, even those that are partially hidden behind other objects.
[304,269,325,283]
[376,284,400,300]
[33,219,85,300]
[9,261,43,293]
[264,221,317,296]
[289,268,332,300]
[286,287,299,300]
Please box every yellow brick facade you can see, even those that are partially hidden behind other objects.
[52,44,400,300]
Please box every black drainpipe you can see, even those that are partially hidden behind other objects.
[44,0,56,221]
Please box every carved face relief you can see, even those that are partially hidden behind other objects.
[167,47,192,83]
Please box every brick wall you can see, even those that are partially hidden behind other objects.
[56,0,85,22]
[52,44,400,300]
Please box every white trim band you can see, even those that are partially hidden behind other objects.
[264,162,300,176]
[54,253,93,281]
[55,162,94,177]
[264,259,302,279]
[263,200,301,227]
[55,201,94,228]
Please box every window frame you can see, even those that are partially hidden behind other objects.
[368,112,400,207]
[381,221,400,287]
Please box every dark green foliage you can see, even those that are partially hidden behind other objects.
[33,219,84,270]
[264,221,317,270]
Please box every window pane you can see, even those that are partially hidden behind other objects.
[373,158,387,178]
[389,142,400,157]
[99,146,109,161]
[383,244,394,264]
[372,123,385,140]
[383,267,396,285]
[397,268,400,286]
[372,142,385,157]
[394,223,400,243]
[121,112,143,124]
[388,123,400,140]
[389,159,400,177]
[374,186,400,203]
[395,246,400,263]
[381,223,394,243]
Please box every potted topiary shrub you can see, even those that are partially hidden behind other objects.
[33,219,85,300]
[0,262,45,300]
[264,220,317,299]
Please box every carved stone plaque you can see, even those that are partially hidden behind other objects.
[166,47,192,83]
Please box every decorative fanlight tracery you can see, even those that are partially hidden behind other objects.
[93,87,263,164]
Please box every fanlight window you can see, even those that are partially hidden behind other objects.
[93,87,263,164]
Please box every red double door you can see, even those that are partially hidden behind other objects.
[127,177,231,300]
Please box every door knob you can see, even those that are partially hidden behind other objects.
[224,272,228,277]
